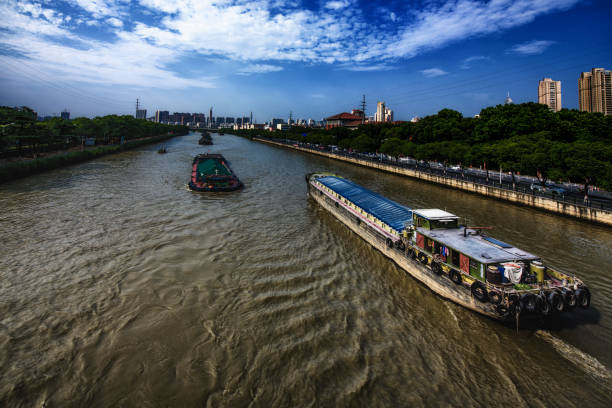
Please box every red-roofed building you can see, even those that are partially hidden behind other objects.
[325,111,364,129]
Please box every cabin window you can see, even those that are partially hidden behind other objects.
[425,238,434,252]
[430,219,459,229]
[451,250,460,267]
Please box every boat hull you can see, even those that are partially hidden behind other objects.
[188,154,243,192]
[307,176,507,321]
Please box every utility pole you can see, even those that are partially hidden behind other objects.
[360,95,366,124]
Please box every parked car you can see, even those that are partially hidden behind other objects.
[530,182,566,195]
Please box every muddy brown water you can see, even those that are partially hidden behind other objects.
[1,133,611,407]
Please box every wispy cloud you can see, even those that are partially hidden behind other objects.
[236,64,284,75]
[389,0,577,58]
[324,0,351,10]
[340,63,395,72]
[420,68,448,78]
[460,55,489,69]
[0,0,581,91]
[508,40,555,55]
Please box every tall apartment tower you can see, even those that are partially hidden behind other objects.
[375,101,385,122]
[384,107,393,122]
[538,78,562,112]
[579,68,612,115]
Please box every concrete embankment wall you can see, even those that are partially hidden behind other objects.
[255,138,612,227]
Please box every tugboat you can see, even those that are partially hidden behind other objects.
[307,173,591,323]
[188,154,243,192]
[198,132,213,145]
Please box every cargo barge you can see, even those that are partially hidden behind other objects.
[307,173,591,322]
[188,154,243,192]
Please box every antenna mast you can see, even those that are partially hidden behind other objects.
[360,95,366,124]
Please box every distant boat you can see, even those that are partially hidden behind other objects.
[198,132,213,145]
[188,154,243,192]
[157,145,167,154]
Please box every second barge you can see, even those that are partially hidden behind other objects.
[307,173,591,322]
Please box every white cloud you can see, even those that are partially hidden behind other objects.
[420,68,448,78]
[0,0,581,92]
[237,64,284,75]
[340,63,395,72]
[68,0,123,19]
[107,17,123,28]
[460,55,489,69]
[0,2,215,89]
[508,40,555,55]
[389,0,577,58]
[324,1,351,11]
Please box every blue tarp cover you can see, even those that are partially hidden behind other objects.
[316,176,412,232]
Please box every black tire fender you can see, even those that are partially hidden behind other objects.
[418,252,428,264]
[449,270,462,285]
[548,291,564,313]
[575,287,591,309]
[431,262,442,275]
[489,291,502,305]
[520,293,537,313]
[538,293,552,316]
[386,238,393,248]
[471,282,488,303]
[561,288,577,310]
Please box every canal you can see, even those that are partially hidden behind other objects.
[1,132,611,407]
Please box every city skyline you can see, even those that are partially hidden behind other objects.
[0,1,611,120]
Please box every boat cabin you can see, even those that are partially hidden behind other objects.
[411,209,541,285]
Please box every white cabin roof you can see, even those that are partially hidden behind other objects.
[413,209,458,220]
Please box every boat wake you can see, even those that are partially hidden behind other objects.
[535,330,612,381]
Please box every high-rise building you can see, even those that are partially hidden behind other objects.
[375,101,393,122]
[579,68,612,115]
[155,110,169,123]
[136,109,147,119]
[60,109,70,120]
[375,101,385,122]
[538,78,562,112]
[384,107,393,122]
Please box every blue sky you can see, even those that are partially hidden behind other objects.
[0,0,610,121]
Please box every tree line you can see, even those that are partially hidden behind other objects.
[0,106,189,158]
[233,103,612,191]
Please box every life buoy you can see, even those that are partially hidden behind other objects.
[548,291,564,313]
[575,287,591,309]
[449,270,462,285]
[489,291,502,305]
[520,293,537,313]
[471,282,488,302]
